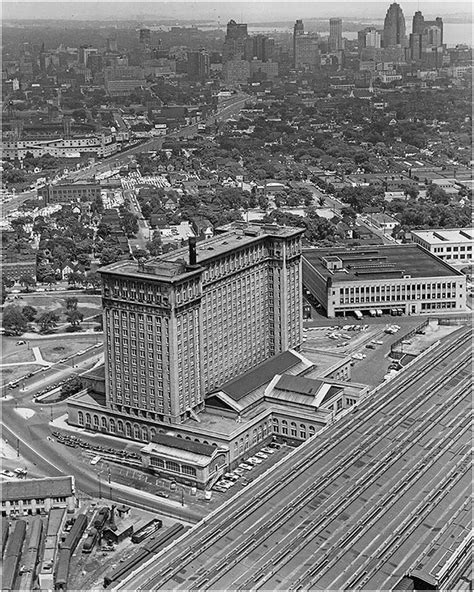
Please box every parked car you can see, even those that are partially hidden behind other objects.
[261,447,275,455]
[238,463,253,471]
[255,452,268,460]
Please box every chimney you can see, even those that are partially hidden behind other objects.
[189,236,197,266]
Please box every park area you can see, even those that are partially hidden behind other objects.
[2,292,102,336]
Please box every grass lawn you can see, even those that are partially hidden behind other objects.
[1,346,35,365]
[39,336,102,363]
[1,364,43,385]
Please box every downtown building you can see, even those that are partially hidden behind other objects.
[68,222,365,487]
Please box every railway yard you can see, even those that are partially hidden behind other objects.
[120,326,472,592]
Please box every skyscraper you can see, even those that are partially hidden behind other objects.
[383,3,407,47]
[410,11,443,61]
[293,20,320,70]
[358,27,382,50]
[329,18,343,52]
[223,20,248,62]
[98,223,303,426]
[187,49,210,80]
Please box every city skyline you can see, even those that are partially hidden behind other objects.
[3,1,472,22]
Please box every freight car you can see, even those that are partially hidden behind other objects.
[18,517,44,591]
[62,514,88,553]
[131,518,162,544]
[103,523,186,588]
[2,519,9,557]
[53,514,88,591]
[3,520,27,591]
[54,548,71,591]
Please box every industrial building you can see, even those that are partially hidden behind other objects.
[39,182,101,205]
[411,228,473,263]
[302,244,466,318]
[1,477,76,517]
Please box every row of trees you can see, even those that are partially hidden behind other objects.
[3,297,85,336]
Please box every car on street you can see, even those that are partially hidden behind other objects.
[157,491,169,498]
[16,340,26,345]
[365,344,376,349]
[247,457,263,465]
[255,452,268,460]
[261,447,275,454]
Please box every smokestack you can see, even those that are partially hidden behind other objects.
[189,237,197,266]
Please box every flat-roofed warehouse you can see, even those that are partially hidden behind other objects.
[302,244,466,318]
[411,227,473,263]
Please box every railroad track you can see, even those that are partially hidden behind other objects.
[194,373,471,591]
[137,328,471,591]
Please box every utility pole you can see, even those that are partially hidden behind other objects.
[108,466,112,500]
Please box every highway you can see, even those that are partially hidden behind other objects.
[119,327,472,591]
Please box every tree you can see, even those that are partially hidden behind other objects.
[67,271,84,288]
[121,211,139,237]
[60,376,83,398]
[317,196,326,207]
[0,281,6,305]
[19,274,36,292]
[22,305,37,322]
[38,311,59,334]
[65,297,78,311]
[66,308,84,328]
[146,232,163,257]
[3,305,27,336]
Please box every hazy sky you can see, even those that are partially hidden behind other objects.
[2,1,472,22]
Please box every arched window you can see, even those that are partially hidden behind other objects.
[150,457,164,468]
[194,438,200,443]
[239,438,244,453]
[245,434,249,450]
[93,415,99,427]
[118,420,124,433]
[263,422,267,436]
[176,434,182,438]
[252,429,257,444]
[125,422,132,437]
[78,411,84,426]
[273,419,279,433]
[182,465,196,476]
[257,426,262,441]
[166,460,180,472]
[101,417,108,429]
[234,442,239,455]
[185,436,191,440]
[203,440,209,445]
[109,418,116,433]
[150,427,156,439]
[309,425,316,435]
[133,425,140,439]
[290,422,297,437]
[85,413,91,426]
[142,426,148,442]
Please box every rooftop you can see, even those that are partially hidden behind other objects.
[411,228,474,244]
[151,434,216,457]
[3,476,74,501]
[219,351,302,402]
[99,221,304,282]
[303,244,463,281]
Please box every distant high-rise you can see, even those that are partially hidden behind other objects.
[223,20,248,62]
[187,49,210,80]
[106,35,118,53]
[139,28,151,46]
[329,18,343,52]
[293,20,319,70]
[410,11,443,61]
[383,3,407,47]
[358,27,382,50]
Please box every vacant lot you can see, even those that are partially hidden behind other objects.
[39,337,101,363]
[2,364,42,385]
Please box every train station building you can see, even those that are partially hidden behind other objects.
[302,244,466,318]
